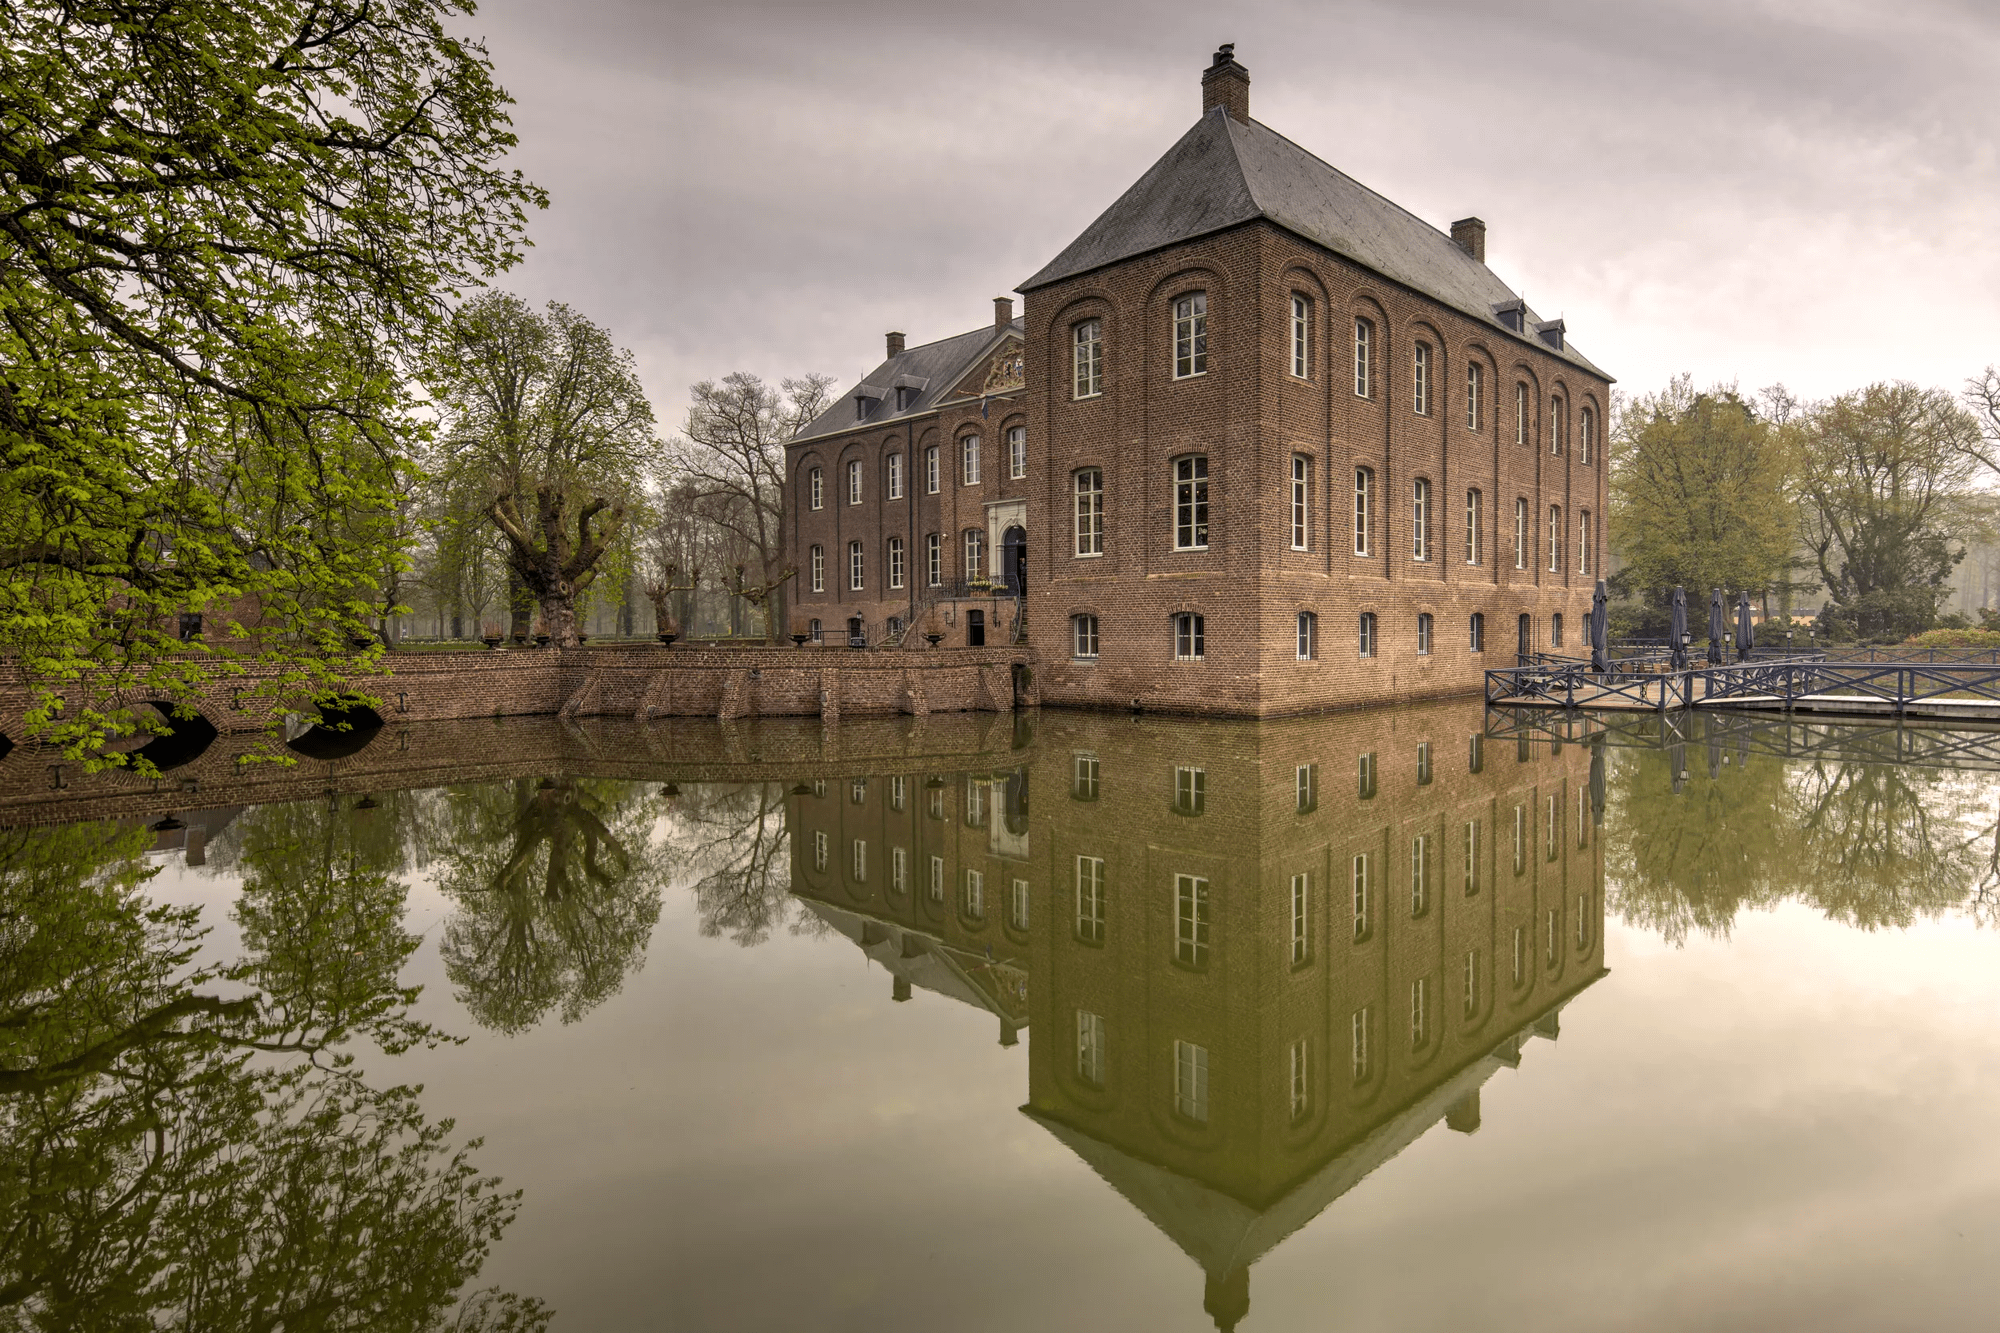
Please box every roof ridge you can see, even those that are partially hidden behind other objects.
[1231,115,1455,251]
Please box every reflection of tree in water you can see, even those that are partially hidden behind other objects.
[435,778,665,1034]
[678,783,799,947]
[0,820,546,1330]
[1610,735,2000,942]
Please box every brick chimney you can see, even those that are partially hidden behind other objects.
[1201,44,1250,123]
[1450,217,1486,263]
[993,296,1013,328]
[886,331,905,358]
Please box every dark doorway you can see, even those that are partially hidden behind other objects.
[1002,525,1027,593]
[967,610,986,647]
[1517,613,1532,665]
[847,616,865,648]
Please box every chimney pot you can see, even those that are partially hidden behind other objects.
[1450,217,1486,264]
[885,330,905,358]
[1201,44,1250,123]
[993,296,1013,329]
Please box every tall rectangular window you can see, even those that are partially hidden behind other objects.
[1289,1040,1310,1120]
[1467,362,1483,430]
[891,775,904,810]
[1514,498,1528,569]
[1174,1040,1209,1122]
[1297,611,1317,660]
[1011,879,1030,931]
[961,434,981,485]
[1410,977,1429,1049]
[1579,510,1593,574]
[812,830,827,871]
[1353,318,1373,397]
[1548,505,1562,572]
[1175,874,1211,967]
[1551,397,1563,455]
[925,533,941,587]
[848,540,864,591]
[963,869,984,920]
[1077,1010,1105,1084]
[1072,614,1099,659]
[851,839,867,882]
[1358,751,1377,799]
[1291,455,1311,550]
[1351,854,1371,940]
[891,846,907,892]
[1513,926,1524,984]
[1354,467,1374,555]
[925,445,939,494]
[1465,489,1482,564]
[810,545,824,592]
[847,459,863,504]
[1173,293,1208,378]
[1351,1007,1371,1082]
[1073,320,1103,399]
[1074,469,1104,556]
[1291,872,1311,963]
[930,855,944,902]
[1296,763,1317,813]
[887,536,905,589]
[1413,341,1431,415]
[1470,612,1485,653]
[1417,740,1434,785]
[1411,834,1431,915]
[1173,613,1205,661]
[1072,753,1100,801]
[1358,611,1376,658]
[1076,856,1106,942]
[1174,456,1209,549]
[809,467,824,510]
[964,529,983,582]
[1290,294,1311,377]
[1515,383,1528,446]
[1464,820,1480,894]
[1417,612,1433,655]
[1008,425,1027,479]
[1514,803,1526,874]
[887,452,903,499]
[1464,950,1480,1017]
[1581,407,1595,464]
[1412,478,1430,561]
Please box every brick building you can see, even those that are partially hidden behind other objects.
[790,46,1612,715]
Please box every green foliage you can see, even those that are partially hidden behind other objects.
[0,0,544,765]
[1609,376,1797,616]
[1901,627,2000,648]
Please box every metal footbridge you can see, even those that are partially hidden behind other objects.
[1487,654,2000,722]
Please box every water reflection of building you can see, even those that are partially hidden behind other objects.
[787,699,1605,1330]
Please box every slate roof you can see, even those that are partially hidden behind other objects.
[793,318,1025,445]
[1020,108,1608,380]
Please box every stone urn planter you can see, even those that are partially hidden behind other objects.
[576,632,589,644]
[790,633,809,647]
[657,631,678,646]
[925,633,945,648]
[481,635,502,649]
[535,633,551,647]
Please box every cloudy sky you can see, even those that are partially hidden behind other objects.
[464,0,2000,432]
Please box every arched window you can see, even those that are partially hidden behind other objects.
[1551,612,1564,648]
[848,540,864,591]
[1296,611,1317,660]
[808,467,824,510]
[809,544,824,592]
[1074,469,1104,556]
[1073,320,1103,399]
[809,617,822,644]
[1466,362,1483,431]
[1173,293,1207,378]
[1354,467,1374,556]
[1412,478,1431,561]
[1358,611,1377,658]
[1173,456,1209,550]
[1353,318,1373,397]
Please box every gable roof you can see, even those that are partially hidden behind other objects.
[793,318,1026,445]
[1020,109,1609,380]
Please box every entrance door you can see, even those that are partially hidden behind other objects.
[1517,613,1532,665]
[1002,525,1027,593]
[847,616,865,648]
[967,609,986,647]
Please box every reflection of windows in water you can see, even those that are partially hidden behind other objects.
[812,780,826,798]
[1577,787,1589,848]
[1464,820,1481,896]
[1513,926,1524,984]
[891,847,907,893]
[1578,894,1591,948]
[1547,909,1558,965]
[890,776,905,810]
[1351,854,1370,941]
[850,778,866,804]
[1468,731,1483,772]
[1410,834,1430,916]
[1463,949,1479,1017]
[1290,873,1310,964]
[1010,879,1030,931]
[1410,976,1429,1049]
[1513,804,1525,874]
[810,830,828,871]
[850,840,866,882]
[964,870,985,920]
[1077,1010,1105,1085]
[1075,856,1106,943]
[1351,1007,1371,1082]
[1173,766,1205,815]
[1289,1039,1310,1121]
[930,856,944,902]
[1416,740,1433,784]
[1174,1039,1209,1122]
[1546,793,1559,860]
[928,783,946,820]
[1295,763,1317,813]
[1072,752,1100,801]
[1175,874,1210,967]
[966,778,987,827]
[1358,752,1377,800]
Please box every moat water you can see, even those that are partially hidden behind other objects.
[6,701,2000,1330]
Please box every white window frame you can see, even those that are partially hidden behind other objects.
[1290,1039,1310,1120]
[1412,477,1430,562]
[1074,469,1104,557]
[1466,362,1483,431]
[847,458,863,505]
[1290,872,1311,964]
[1515,382,1528,446]
[1548,504,1562,572]
[930,855,944,901]
[1174,456,1209,550]
[925,533,941,587]
[1465,488,1482,565]
[1465,949,1480,1017]
[812,829,828,871]
[1351,854,1371,941]
[963,528,983,582]
[1174,873,1210,967]
[1581,406,1595,465]
[887,535,904,589]
[1470,612,1484,653]
[1011,878,1030,932]
[1290,294,1310,378]
[1417,612,1433,655]
[1290,455,1311,551]
[848,540,864,591]
[1296,610,1316,661]
[1413,341,1430,415]
[887,452,903,499]
[1579,510,1593,574]
[851,839,867,882]
[891,846,907,892]
[809,544,824,592]
[1174,1039,1209,1122]
[1358,611,1376,658]
[1173,612,1204,661]
[1353,318,1372,397]
[961,434,981,485]
[1464,819,1480,895]
[1076,856,1106,942]
[1351,1007,1371,1083]
[1514,498,1528,570]
[963,868,984,920]
[1551,397,1563,455]
[1411,834,1430,915]
[1173,293,1208,379]
[1008,425,1027,479]
[1073,319,1103,399]
[1077,1009,1105,1083]
[1410,977,1429,1049]
[1072,613,1099,659]
[925,445,939,494]
[1353,466,1374,556]
[808,467,824,510]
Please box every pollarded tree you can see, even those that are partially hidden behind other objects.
[1609,376,1799,623]
[0,0,544,765]
[427,294,657,647]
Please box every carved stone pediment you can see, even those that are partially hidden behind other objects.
[981,347,1025,394]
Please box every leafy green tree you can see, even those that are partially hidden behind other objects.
[1796,382,1982,639]
[0,0,544,765]
[435,778,666,1032]
[425,294,657,647]
[1609,376,1798,625]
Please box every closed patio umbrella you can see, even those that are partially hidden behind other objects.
[1707,588,1726,666]
[1590,579,1609,673]
[1737,591,1755,661]
[1669,587,1689,670]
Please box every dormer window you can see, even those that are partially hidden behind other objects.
[895,385,914,411]
[1536,319,1566,351]
[1492,299,1526,334]
[854,387,882,421]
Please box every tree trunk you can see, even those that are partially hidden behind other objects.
[509,568,531,639]
[538,589,580,648]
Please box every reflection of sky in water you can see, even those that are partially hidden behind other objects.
[63,707,2000,1329]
